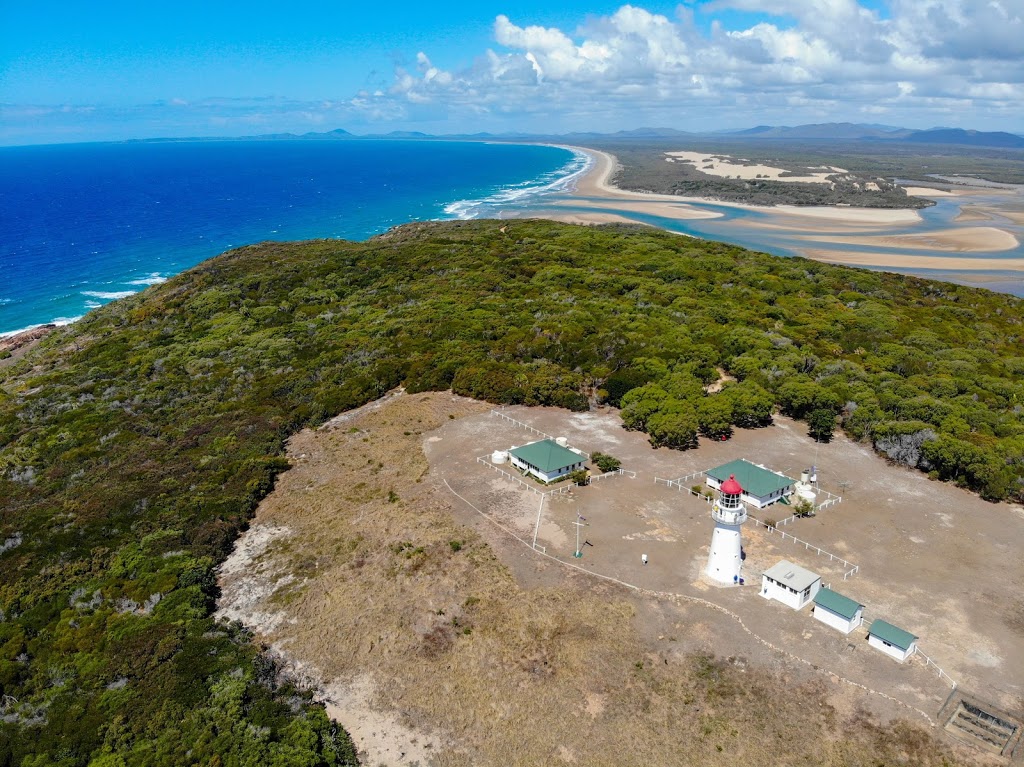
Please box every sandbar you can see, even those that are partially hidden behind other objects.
[524,210,653,227]
[550,198,722,220]
[903,186,959,198]
[799,226,1019,253]
[955,205,1024,225]
[795,248,1024,271]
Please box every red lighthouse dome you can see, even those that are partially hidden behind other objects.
[720,474,743,495]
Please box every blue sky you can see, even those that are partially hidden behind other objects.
[1,0,1021,145]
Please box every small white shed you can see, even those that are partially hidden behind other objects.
[761,560,821,610]
[868,619,918,662]
[812,587,864,634]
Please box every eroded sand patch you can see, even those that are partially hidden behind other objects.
[666,151,846,184]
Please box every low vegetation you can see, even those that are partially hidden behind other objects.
[589,138,1024,203]
[1,219,1022,762]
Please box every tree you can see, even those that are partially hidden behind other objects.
[698,396,733,439]
[591,452,621,473]
[647,408,699,449]
[722,381,774,428]
[807,408,836,442]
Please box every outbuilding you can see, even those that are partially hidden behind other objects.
[706,459,795,509]
[761,560,821,610]
[508,439,585,483]
[812,587,864,634]
[868,619,918,662]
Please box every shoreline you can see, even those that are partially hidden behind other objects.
[541,145,1024,274]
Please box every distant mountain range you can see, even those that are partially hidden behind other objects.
[714,123,1024,147]
[130,123,1024,148]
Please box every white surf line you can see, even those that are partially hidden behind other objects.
[441,478,938,728]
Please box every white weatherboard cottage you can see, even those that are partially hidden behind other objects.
[812,587,864,634]
[508,439,584,482]
[868,619,918,662]
[761,560,821,610]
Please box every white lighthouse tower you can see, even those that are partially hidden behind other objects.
[705,474,748,584]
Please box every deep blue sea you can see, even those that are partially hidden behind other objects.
[0,140,586,335]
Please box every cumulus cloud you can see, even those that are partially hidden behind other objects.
[385,1,1024,130]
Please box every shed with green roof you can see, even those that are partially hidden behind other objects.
[812,587,864,634]
[706,459,795,508]
[508,439,585,482]
[868,619,918,662]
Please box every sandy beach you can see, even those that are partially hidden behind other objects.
[541,145,1024,277]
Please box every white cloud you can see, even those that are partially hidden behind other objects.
[382,1,1024,130]
[5,1,1024,143]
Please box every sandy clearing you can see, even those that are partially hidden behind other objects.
[666,150,845,184]
[801,226,1020,253]
[321,676,443,766]
[794,247,1024,271]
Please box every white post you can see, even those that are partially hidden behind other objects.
[572,513,587,558]
[532,495,545,549]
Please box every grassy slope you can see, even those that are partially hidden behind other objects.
[1,219,1022,764]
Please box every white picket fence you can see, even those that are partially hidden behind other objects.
[914,646,958,689]
[749,516,860,580]
[589,468,637,482]
[477,456,578,496]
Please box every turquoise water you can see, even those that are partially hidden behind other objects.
[0,140,587,335]
[540,189,1024,296]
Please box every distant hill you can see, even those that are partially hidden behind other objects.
[124,123,1024,149]
[899,128,1024,148]
[721,122,909,140]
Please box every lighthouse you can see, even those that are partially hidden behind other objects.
[706,474,748,584]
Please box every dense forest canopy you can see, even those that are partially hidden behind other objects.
[1,219,1022,764]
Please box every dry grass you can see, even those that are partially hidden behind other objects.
[226,392,984,767]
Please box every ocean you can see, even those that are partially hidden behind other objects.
[0,140,587,336]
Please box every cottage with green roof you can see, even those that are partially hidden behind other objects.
[868,619,918,662]
[706,459,795,508]
[812,587,865,634]
[508,439,585,482]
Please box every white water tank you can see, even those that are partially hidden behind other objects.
[556,436,568,447]
[491,450,508,464]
